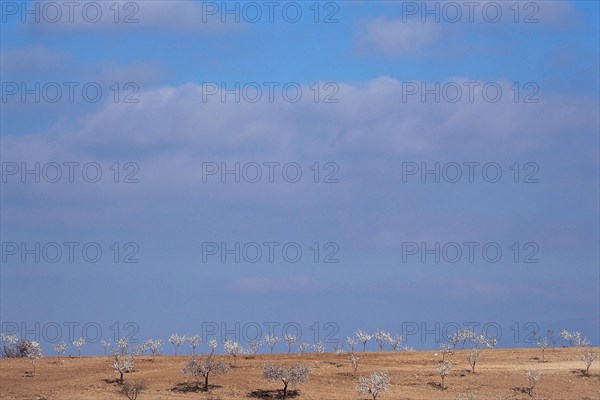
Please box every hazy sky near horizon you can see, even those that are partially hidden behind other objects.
[1,0,599,354]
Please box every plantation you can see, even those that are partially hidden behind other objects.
[1,335,598,399]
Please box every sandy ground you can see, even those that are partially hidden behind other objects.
[1,348,598,400]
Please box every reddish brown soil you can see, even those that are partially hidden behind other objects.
[1,348,598,399]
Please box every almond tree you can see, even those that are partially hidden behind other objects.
[54,341,67,360]
[467,348,480,374]
[246,339,261,357]
[264,335,280,354]
[113,353,135,383]
[536,337,548,363]
[101,339,111,355]
[208,339,218,355]
[347,337,357,353]
[223,340,243,366]
[348,353,360,375]
[297,342,309,354]
[263,362,310,400]
[182,355,229,391]
[560,330,590,347]
[73,337,86,357]
[356,371,390,399]
[581,348,597,375]
[356,330,373,352]
[284,334,297,354]
[169,333,185,355]
[374,330,391,351]
[187,335,201,355]
[1,334,20,357]
[134,342,147,356]
[313,341,325,353]
[387,335,403,351]
[25,341,43,376]
[437,361,451,389]
[145,339,162,359]
[524,369,541,396]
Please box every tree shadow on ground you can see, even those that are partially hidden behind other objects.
[512,386,533,397]
[247,389,300,399]
[171,381,222,393]
[427,381,445,390]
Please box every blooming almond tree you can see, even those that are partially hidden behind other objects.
[374,330,391,351]
[145,339,162,359]
[73,337,86,357]
[297,342,309,354]
[581,348,597,375]
[113,353,135,383]
[25,341,43,376]
[134,342,147,356]
[347,337,357,353]
[1,334,20,358]
[53,341,67,360]
[208,339,218,356]
[246,339,261,358]
[313,341,325,353]
[101,339,111,355]
[387,335,403,351]
[263,362,310,400]
[187,335,201,355]
[524,369,541,396]
[437,361,452,389]
[356,330,373,352]
[264,335,280,354]
[467,348,480,374]
[559,330,590,347]
[182,355,229,391]
[223,340,243,366]
[356,371,390,399]
[348,353,360,375]
[536,337,548,363]
[283,334,297,354]
[169,333,185,355]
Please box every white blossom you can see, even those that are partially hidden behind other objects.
[53,341,67,358]
[356,371,390,399]
[263,362,310,399]
[283,334,297,354]
[73,337,86,357]
[169,333,186,355]
[313,341,325,353]
[356,330,373,352]
[264,335,280,354]
[187,335,201,355]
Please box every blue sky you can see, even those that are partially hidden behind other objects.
[1,1,599,354]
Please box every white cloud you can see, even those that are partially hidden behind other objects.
[355,18,441,57]
[22,0,245,33]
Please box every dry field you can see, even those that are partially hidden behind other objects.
[1,348,598,400]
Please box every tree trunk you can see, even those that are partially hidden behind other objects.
[204,373,209,391]
[119,371,124,383]
[282,382,288,399]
